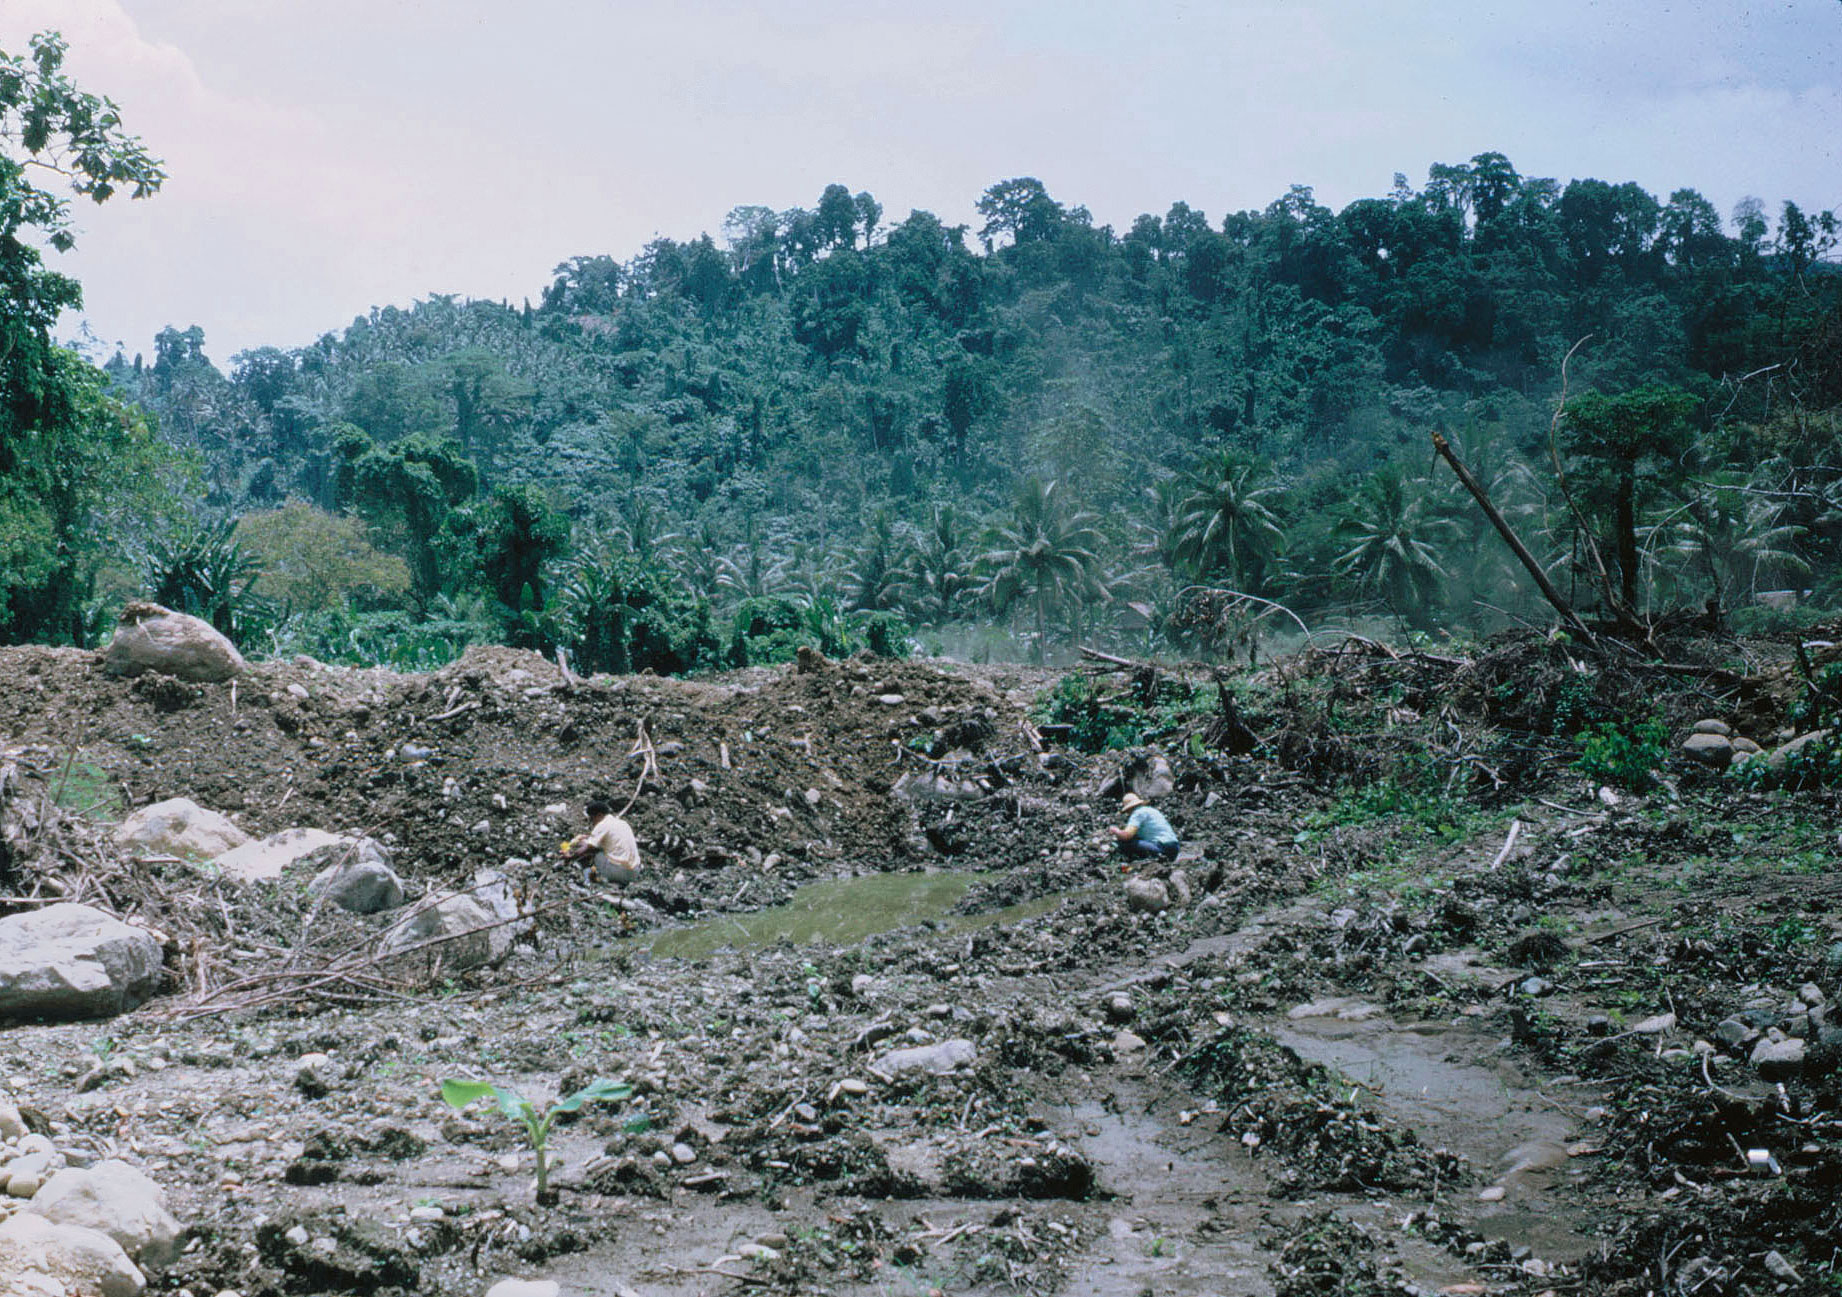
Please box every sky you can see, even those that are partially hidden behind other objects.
[4,0,1839,369]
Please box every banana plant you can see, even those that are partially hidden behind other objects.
[440,1077,631,1205]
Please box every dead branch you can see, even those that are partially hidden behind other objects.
[1431,428,1593,640]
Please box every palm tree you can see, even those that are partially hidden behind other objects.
[977,479,1107,661]
[1335,467,1455,629]
[1172,451,1285,590]
[895,504,974,626]
[715,515,783,604]
[846,510,902,613]
[1671,475,1810,607]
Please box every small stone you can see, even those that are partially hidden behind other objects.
[284,1225,310,1246]
[1800,983,1825,1007]
[1105,993,1135,1023]
[408,1205,444,1223]
[1762,1251,1800,1282]
[877,694,905,705]
[670,1143,696,1165]
[1690,719,1732,736]
[1632,1012,1676,1035]
[837,1078,868,1096]
[1113,1029,1146,1054]
[850,974,873,998]
[1520,977,1554,997]
[1751,1037,1805,1079]
[294,1053,334,1098]
[1715,1018,1754,1048]
[738,1242,780,1261]
[5,1170,42,1197]
[286,683,310,701]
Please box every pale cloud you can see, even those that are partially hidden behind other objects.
[2,0,1837,365]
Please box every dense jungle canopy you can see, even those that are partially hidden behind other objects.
[5,31,1840,671]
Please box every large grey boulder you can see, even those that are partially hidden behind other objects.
[1124,877,1170,913]
[0,904,163,1022]
[1765,730,1833,770]
[115,798,250,860]
[307,858,404,914]
[29,1160,182,1272]
[1680,732,1734,769]
[212,828,392,888]
[100,601,244,683]
[379,871,525,971]
[0,1211,145,1297]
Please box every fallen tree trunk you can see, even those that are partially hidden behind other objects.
[1430,429,1595,642]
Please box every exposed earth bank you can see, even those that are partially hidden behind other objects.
[1,634,1839,1296]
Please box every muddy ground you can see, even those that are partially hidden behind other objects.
[1,632,1839,1296]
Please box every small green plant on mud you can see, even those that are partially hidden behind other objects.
[1304,776,1476,842]
[440,1076,631,1204]
[1033,675,1142,752]
[1574,718,1669,791]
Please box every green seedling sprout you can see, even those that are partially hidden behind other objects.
[440,1076,631,1204]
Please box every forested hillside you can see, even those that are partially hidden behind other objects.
[17,92,1842,668]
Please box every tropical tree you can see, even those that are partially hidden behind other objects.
[1335,467,1455,629]
[978,479,1106,661]
[896,504,974,626]
[1670,474,1810,609]
[1172,451,1286,590]
[1558,385,1699,616]
[1,30,169,642]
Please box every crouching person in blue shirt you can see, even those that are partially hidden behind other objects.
[1112,792,1180,863]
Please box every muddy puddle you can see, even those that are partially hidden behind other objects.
[1272,1002,1605,1260]
[635,872,1067,960]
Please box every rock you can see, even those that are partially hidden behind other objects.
[407,1205,445,1223]
[28,1160,181,1272]
[1286,997,1384,1022]
[484,1282,561,1297]
[1112,1029,1146,1054]
[0,1211,146,1297]
[100,601,244,683]
[1691,719,1733,737]
[1680,733,1734,768]
[1750,1036,1805,1079]
[1799,982,1825,1007]
[850,974,874,999]
[0,1098,26,1140]
[1763,1251,1801,1282]
[294,1053,336,1098]
[0,904,164,1022]
[380,870,526,971]
[1477,1185,1506,1202]
[1765,729,1833,768]
[1631,1012,1677,1035]
[209,827,346,883]
[873,1039,977,1078]
[1519,977,1555,997]
[1124,878,1169,913]
[1131,756,1175,801]
[1731,736,1762,754]
[115,798,250,859]
[1715,1017,1755,1048]
[306,859,404,914]
[1104,992,1135,1023]
[670,1143,696,1165]
[1167,870,1192,905]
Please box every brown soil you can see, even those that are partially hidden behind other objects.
[1,636,1839,1296]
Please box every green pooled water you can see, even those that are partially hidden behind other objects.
[639,871,1057,960]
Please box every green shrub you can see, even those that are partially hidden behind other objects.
[1034,675,1142,752]
[1574,718,1670,791]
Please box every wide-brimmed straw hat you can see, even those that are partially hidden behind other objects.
[1120,792,1147,811]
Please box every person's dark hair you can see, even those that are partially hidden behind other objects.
[586,800,612,818]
